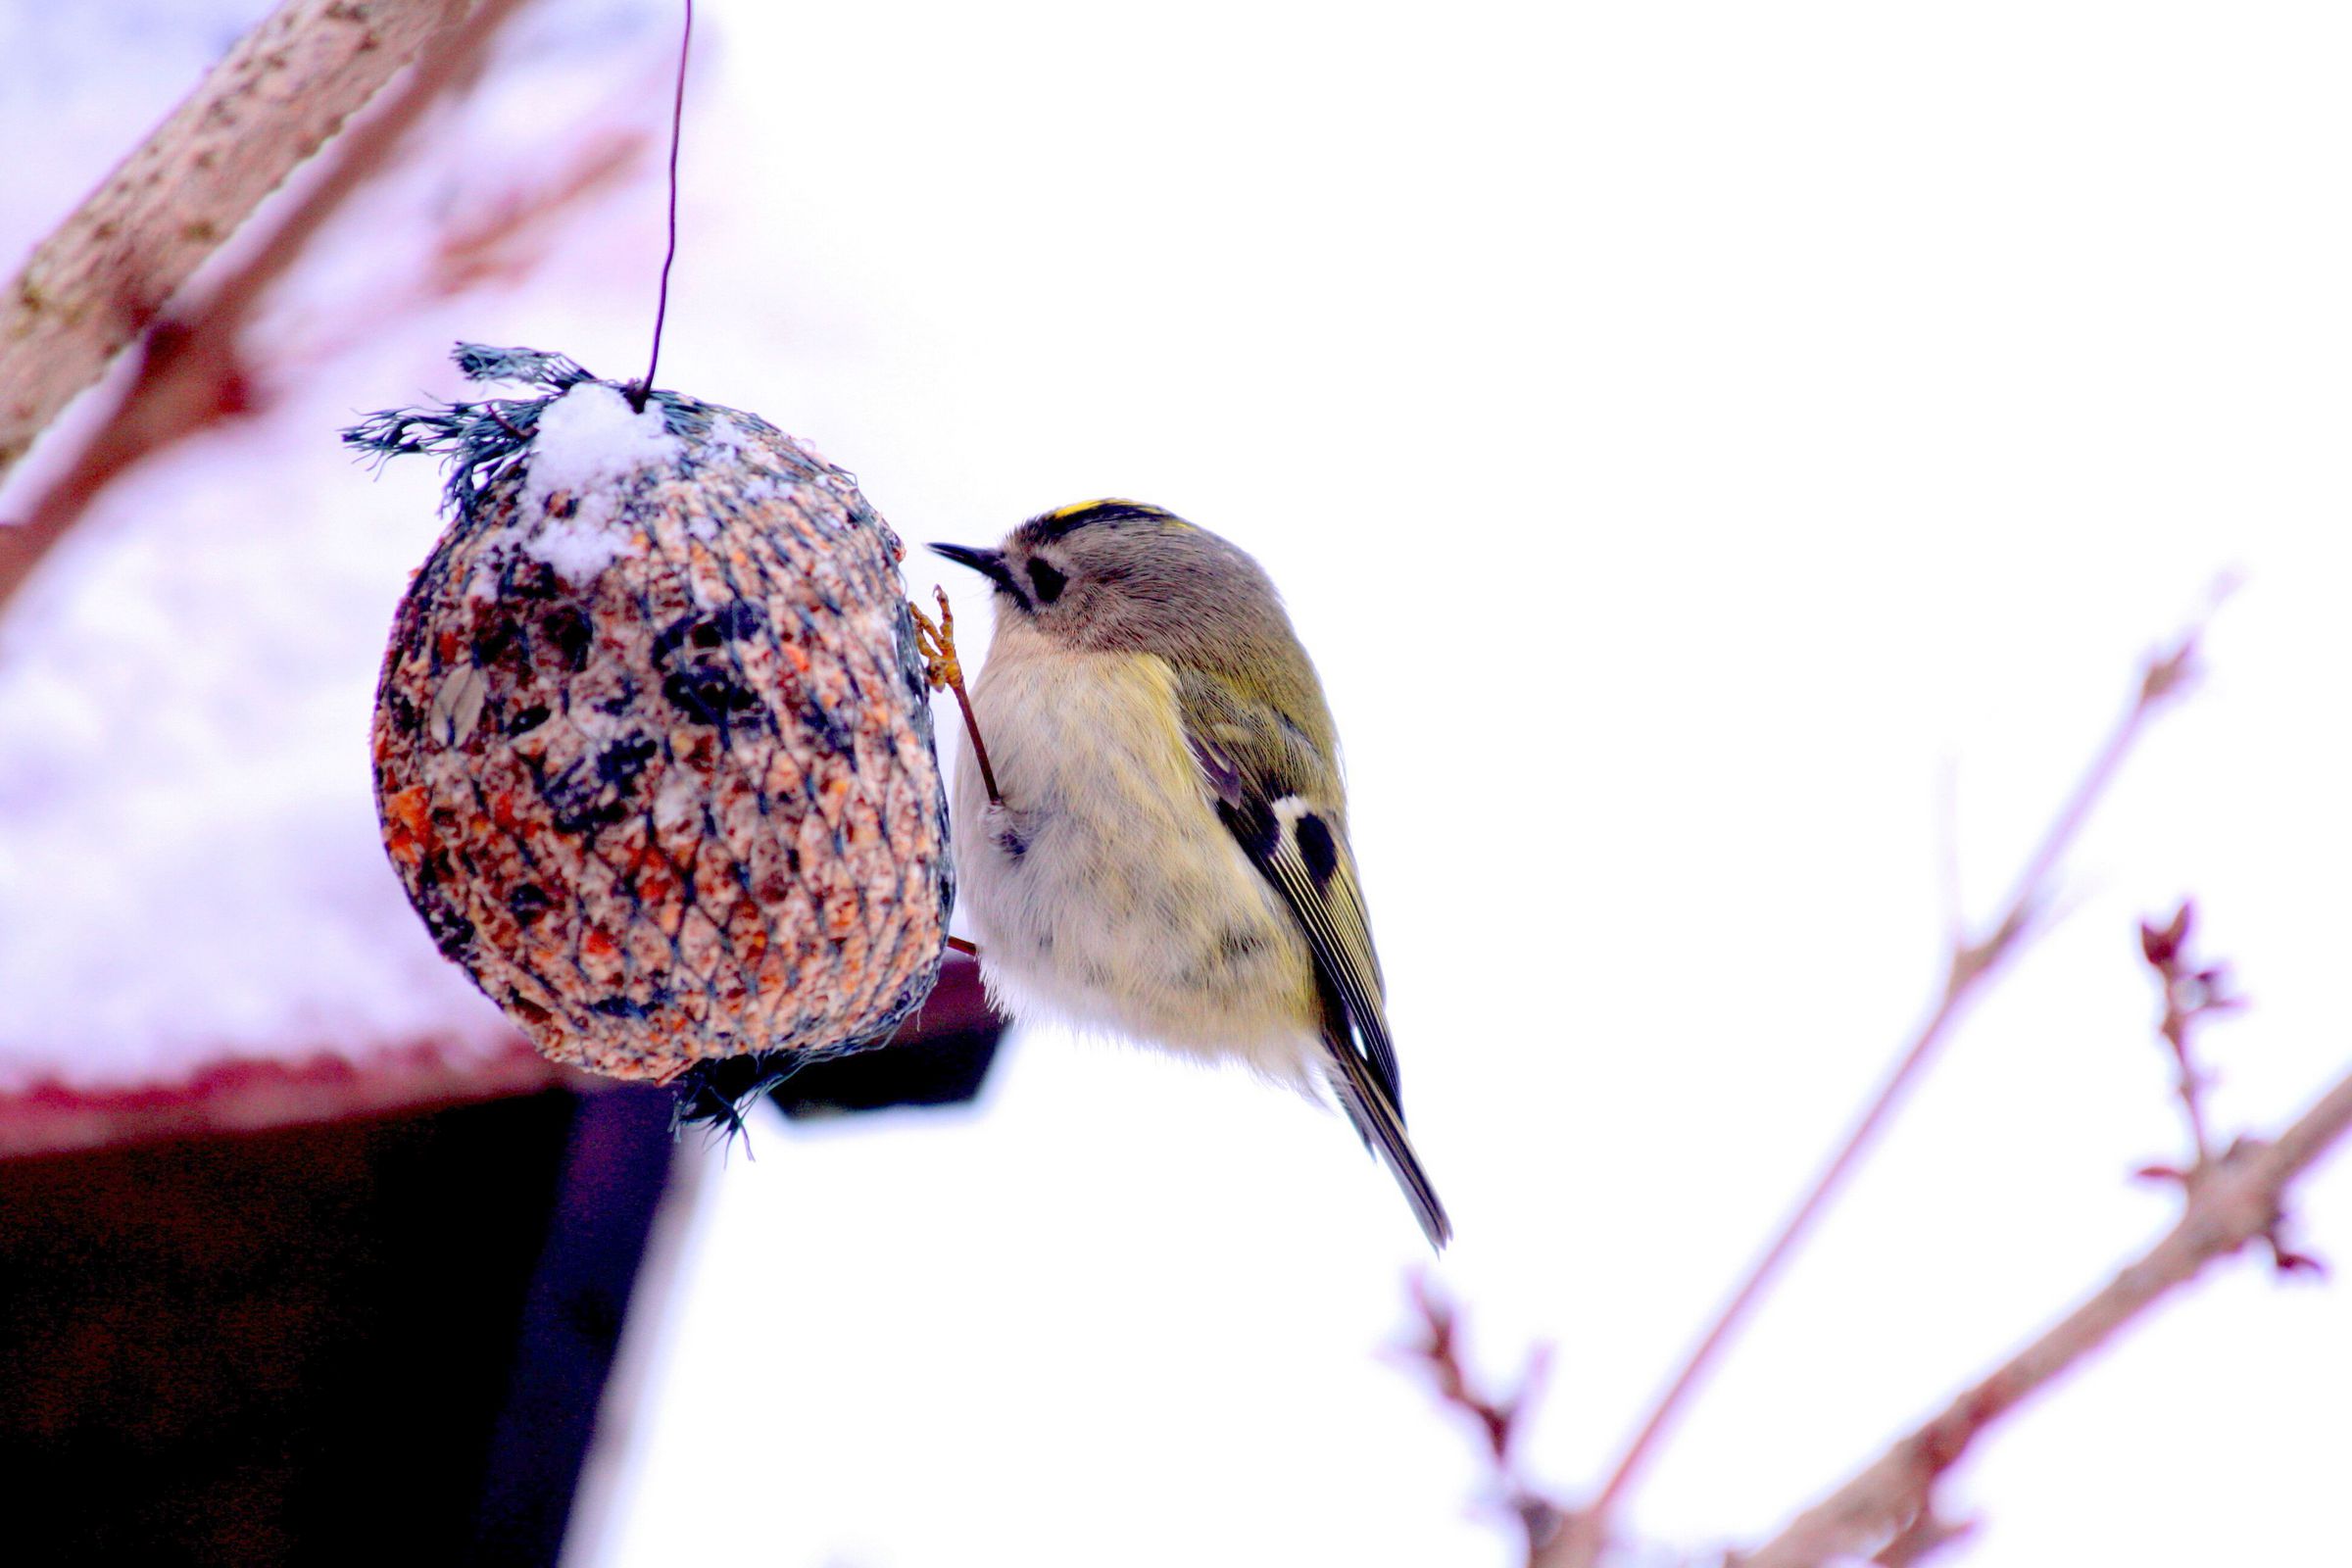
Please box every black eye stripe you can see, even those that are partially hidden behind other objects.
[1027,558,1068,604]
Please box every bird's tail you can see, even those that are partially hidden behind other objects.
[1325,1042,1452,1250]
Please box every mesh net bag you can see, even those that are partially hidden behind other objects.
[345,346,952,1107]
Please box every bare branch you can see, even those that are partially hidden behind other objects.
[0,0,486,481]
[424,127,645,299]
[1871,1505,1975,1567]
[1545,623,2209,1565]
[0,0,541,618]
[1739,1065,2352,1568]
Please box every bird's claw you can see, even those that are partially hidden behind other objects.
[911,587,962,692]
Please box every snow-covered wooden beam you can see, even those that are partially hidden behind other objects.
[0,0,484,477]
[0,954,1006,1161]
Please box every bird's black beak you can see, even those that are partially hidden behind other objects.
[929,542,1019,597]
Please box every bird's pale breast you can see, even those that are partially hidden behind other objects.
[953,638,1321,1087]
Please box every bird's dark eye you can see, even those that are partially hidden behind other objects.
[1027,558,1068,604]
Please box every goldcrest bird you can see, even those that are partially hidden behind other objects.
[930,501,1450,1249]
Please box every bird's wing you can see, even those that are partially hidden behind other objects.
[1177,669,1451,1250]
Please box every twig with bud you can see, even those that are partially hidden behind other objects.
[1396,1276,1560,1562]
[2132,902,2323,1277]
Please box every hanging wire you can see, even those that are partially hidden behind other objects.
[628,0,694,412]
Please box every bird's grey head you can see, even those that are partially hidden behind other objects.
[930,500,1294,663]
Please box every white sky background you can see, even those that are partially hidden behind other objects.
[4,3,2351,1565]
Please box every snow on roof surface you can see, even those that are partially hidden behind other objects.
[0,420,516,1091]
